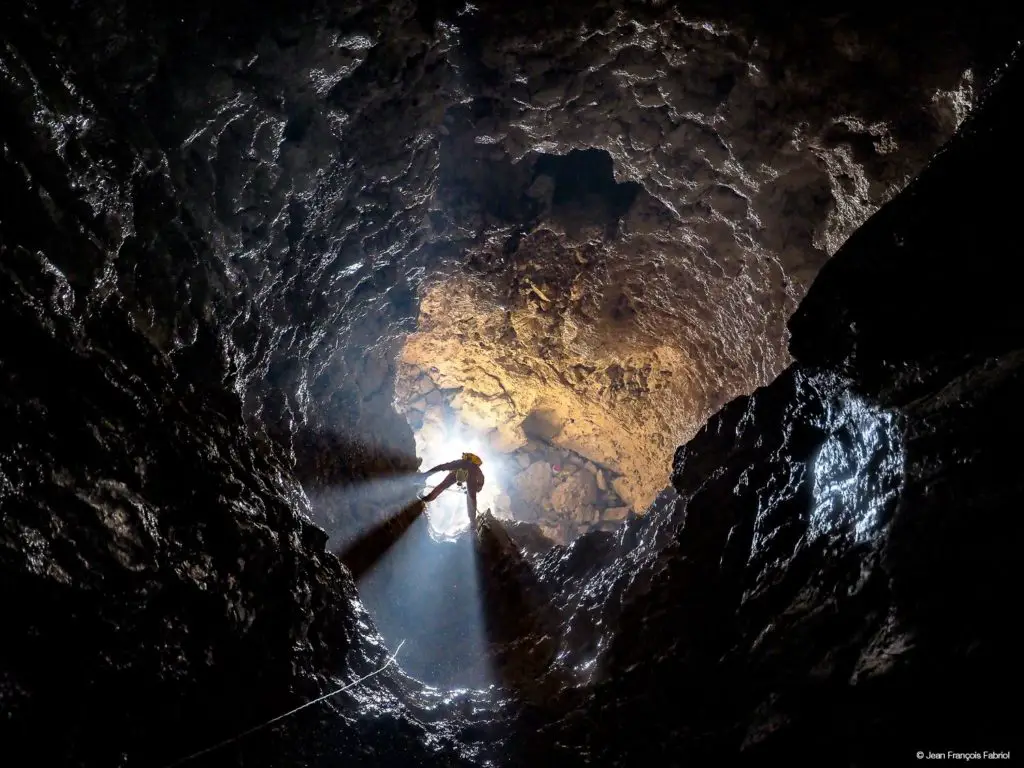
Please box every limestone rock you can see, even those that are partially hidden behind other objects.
[603,506,630,521]
[612,477,641,511]
[550,471,598,513]
[394,5,1002,521]
[413,375,437,398]
[513,461,555,507]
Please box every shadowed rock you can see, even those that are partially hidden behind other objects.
[1,2,1020,767]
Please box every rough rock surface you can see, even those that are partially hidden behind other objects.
[2,1,1021,767]
[0,0,994,534]
[1,2,490,765]
[0,138,494,767]
[469,47,1022,762]
[398,3,1009,515]
[393,363,633,542]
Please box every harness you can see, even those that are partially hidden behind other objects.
[457,466,484,491]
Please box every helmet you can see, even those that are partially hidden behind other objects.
[462,452,483,465]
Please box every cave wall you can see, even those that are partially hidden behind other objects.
[1,2,488,765]
[484,46,1023,765]
[394,345,637,545]
[4,0,1012,534]
[398,3,1011,513]
[0,162,495,767]
[3,1,1021,766]
[1,0,460,546]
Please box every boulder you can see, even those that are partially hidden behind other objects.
[603,506,630,521]
[412,375,437,398]
[513,461,555,506]
[550,470,598,513]
[612,477,637,510]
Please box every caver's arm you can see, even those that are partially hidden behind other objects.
[423,459,463,474]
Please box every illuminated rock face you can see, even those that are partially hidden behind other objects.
[0,1,991,546]
[408,7,995,522]
[394,357,635,543]
[397,278,686,523]
[1,2,1021,767]
[470,55,1023,761]
[387,5,993,525]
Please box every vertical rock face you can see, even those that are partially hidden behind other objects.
[1,0,457,545]
[3,0,1001,542]
[0,2,487,766]
[1,2,509,762]
[0,175,493,767]
[391,362,634,544]
[408,3,1008,516]
[500,48,1022,765]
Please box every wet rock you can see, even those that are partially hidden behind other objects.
[396,6,1014,518]
[529,48,1021,766]
[370,44,1023,765]
[2,3,1021,768]
[0,198,487,768]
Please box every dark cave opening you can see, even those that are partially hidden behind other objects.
[532,148,641,224]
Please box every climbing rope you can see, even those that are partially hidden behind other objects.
[422,482,469,496]
[162,639,406,767]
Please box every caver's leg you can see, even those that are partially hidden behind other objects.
[422,471,456,502]
[466,488,478,526]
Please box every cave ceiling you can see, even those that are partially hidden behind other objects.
[2,1,1006,541]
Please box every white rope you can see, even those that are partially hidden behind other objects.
[163,639,406,767]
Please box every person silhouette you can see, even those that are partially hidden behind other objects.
[419,452,485,524]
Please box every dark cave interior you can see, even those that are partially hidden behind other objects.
[533,148,641,227]
[1,2,1021,767]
